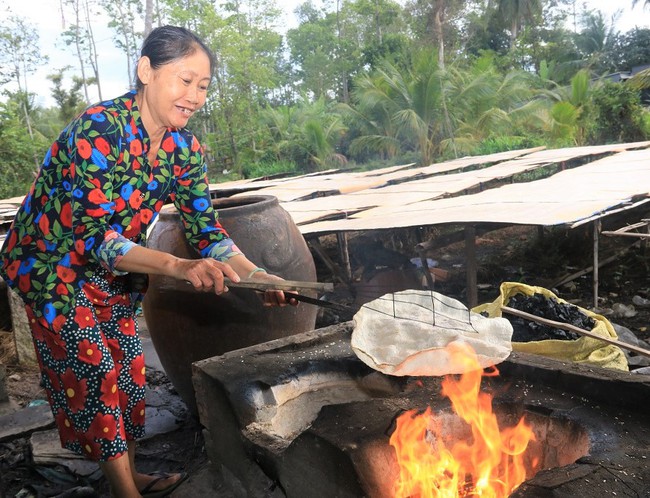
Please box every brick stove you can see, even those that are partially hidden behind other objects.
[192,323,650,497]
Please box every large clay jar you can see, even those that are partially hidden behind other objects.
[142,195,318,412]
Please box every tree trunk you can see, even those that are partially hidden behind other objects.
[84,0,102,100]
[59,0,66,27]
[336,0,349,103]
[106,0,136,83]
[510,18,518,50]
[73,0,91,102]
[374,0,382,45]
[213,59,239,174]
[144,0,153,37]
[433,5,445,69]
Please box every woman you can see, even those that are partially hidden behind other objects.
[0,26,294,497]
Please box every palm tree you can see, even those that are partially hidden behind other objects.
[490,0,543,50]
[343,49,446,166]
[440,54,541,154]
[574,10,618,73]
[339,70,405,161]
[541,69,597,145]
[632,0,650,8]
[262,97,348,171]
[627,68,650,91]
[343,50,541,164]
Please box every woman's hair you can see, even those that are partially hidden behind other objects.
[135,26,216,91]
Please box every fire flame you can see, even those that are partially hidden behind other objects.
[389,342,537,498]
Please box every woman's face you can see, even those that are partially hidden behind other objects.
[138,49,212,131]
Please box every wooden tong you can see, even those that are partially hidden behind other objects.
[181,277,354,313]
[219,278,333,294]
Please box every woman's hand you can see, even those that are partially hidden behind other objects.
[173,258,240,294]
[114,247,240,295]
[250,271,299,307]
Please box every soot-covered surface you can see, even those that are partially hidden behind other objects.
[194,322,650,498]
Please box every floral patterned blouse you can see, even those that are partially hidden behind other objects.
[0,91,241,329]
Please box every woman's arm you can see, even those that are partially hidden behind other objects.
[114,245,239,293]
[115,246,295,306]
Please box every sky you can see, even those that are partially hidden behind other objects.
[3,0,650,108]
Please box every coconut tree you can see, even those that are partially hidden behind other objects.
[573,9,619,73]
[489,0,543,50]
[339,69,405,161]
[628,68,650,90]
[541,69,596,145]
[344,49,545,164]
[343,48,446,166]
[262,97,348,171]
[439,53,542,155]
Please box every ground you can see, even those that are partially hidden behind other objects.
[1,208,650,496]
[0,330,208,498]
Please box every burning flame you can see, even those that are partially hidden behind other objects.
[389,342,537,498]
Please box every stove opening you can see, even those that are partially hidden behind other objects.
[386,342,590,497]
[386,405,590,497]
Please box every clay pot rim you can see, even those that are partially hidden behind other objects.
[159,194,279,220]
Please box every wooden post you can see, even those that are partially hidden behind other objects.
[6,286,36,365]
[593,220,600,310]
[419,251,435,289]
[337,232,353,283]
[465,225,478,308]
[307,237,350,285]
[414,227,435,289]
[0,364,7,403]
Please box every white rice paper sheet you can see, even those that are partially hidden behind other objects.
[351,290,513,376]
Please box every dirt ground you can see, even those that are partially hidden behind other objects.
[0,362,207,498]
[1,208,650,496]
[0,328,208,497]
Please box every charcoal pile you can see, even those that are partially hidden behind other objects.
[505,293,596,342]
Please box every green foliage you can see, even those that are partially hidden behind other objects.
[442,53,542,155]
[463,4,511,58]
[569,70,590,107]
[2,0,650,197]
[549,101,579,142]
[609,28,650,71]
[179,1,287,177]
[628,67,650,93]
[474,135,545,155]
[0,16,47,91]
[494,0,543,48]
[587,81,650,144]
[361,33,412,72]
[48,69,87,124]
[286,12,339,100]
[343,47,453,165]
[538,69,598,146]
[260,96,348,171]
[572,9,619,73]
[0,96,49,199]
[642,112,650,135]
[242,160,298,179]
